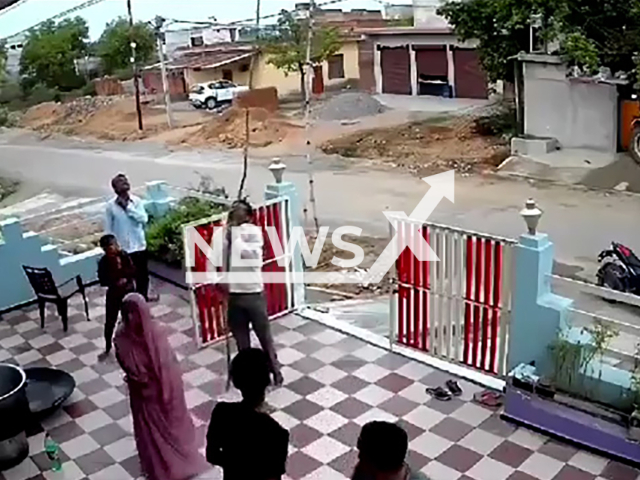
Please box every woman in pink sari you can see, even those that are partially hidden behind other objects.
[115,293,207,480]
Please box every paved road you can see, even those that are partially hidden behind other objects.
[1,130,639,276]
[2,129,640,353]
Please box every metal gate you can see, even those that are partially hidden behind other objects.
[393,218,515,376]
[184,197,295,348]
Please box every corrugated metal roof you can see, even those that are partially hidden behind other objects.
[162,44,256,70]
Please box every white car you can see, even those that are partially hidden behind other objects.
[189,80,249,110]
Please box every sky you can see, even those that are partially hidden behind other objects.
[0,0,412,40]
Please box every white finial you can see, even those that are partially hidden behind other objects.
[520,198,542,235]
[268,158,286,183]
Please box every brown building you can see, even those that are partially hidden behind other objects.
[358,26,489,99]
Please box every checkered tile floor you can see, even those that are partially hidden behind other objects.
[0,281,639,480]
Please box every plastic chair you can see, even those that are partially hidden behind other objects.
[22,266,90,333]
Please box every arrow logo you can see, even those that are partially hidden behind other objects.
[364,170,455,284]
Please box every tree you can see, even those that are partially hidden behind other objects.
[20,17,89,91]
[97,18,156,75]
[438,0,640,83]
[262,10,342,96]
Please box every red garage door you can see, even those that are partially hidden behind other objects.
[415,45,448,77]
[381,46,411,95]
[453,48,488,99]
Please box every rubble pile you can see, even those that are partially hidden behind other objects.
[321,117,509,176]
[313,92,386,121]
[21,96,125,131]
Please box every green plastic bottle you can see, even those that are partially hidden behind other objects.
[44,434,62,472]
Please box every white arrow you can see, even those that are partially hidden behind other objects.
[364,170,455,285]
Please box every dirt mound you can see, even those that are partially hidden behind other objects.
[20,96,211,141]
[21,96,125,133]
[180,106,300,149]
[321,116,509,175]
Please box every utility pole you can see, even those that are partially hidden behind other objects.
[303,0,320,233]
[237,0,261,199]
[126,0,143,131]
[154,16,174,129]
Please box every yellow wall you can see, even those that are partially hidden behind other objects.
[323,40,360,85]
[185,39,360,97]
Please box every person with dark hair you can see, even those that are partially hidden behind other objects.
[353,422,429,480]
[115,294,207,480]
[220,199,283,386]
[206,348,289,480]
[97,234,136,360]
[105,173,153,301]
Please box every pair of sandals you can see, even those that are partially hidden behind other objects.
[426,380,463,401]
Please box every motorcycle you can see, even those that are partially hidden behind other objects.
[596,242,640,294]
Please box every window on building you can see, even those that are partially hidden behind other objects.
[190,36,204,47]
[239,64,250,73]
[222,69,233,81]
[328,54,345,80]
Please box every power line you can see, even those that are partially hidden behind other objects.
[228,0,350,25]
[1,0,107,40]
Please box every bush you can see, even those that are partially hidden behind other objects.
[146,197,226,267]
[0,106,10,127]
[0,82,22,105]
[473,101,517,138]
[28,84,62,104]
[81,81,97,97]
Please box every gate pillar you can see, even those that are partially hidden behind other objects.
[265,161,305,308]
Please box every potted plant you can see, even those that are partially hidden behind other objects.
[146,196,227,288]
[628,345,640,442]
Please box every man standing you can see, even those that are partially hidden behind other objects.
[105,174,152,301]
[222,200,283,386]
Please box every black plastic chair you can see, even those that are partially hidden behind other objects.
[22,266,90,332]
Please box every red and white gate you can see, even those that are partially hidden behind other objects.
[184,197,295,348]
[392,217,515,376]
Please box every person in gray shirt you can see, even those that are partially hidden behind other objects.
[352,421,429,480]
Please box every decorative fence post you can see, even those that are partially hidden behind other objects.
[264,159,305,308]
[145,181,174,218]
[508,199,573,372]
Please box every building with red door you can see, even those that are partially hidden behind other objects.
[357,0,489,100]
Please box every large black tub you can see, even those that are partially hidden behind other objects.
[0,364,29,471]
[24,368,75,421]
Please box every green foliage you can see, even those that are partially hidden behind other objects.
[81,81,97,97]
[473,101,517,138]
[549,321,618,398]
[97,18,156,75]
[0,81,21,104]
[561,32,599,74]
[262,9,342,79]
[0,105,10,127]
[28,84,62,104]
[20,17,89,91]
[438,0,640,83]
[146,197,226,267]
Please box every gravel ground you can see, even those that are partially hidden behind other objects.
[313,92,387,121]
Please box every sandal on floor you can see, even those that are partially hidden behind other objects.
[473,390,503,408]
[426,386,453,401]
[446,380,463,397]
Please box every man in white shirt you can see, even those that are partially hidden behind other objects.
[222,200,283,386]
[105,174,151,301]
